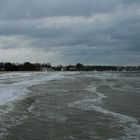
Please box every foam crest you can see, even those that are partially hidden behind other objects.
[0,72,65,106]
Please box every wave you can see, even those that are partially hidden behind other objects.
[85,71,140,94]
[0,72,66,106]
[68,83,140,140]
[0,71,75,139]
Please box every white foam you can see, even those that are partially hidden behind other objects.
[68,84,140,140]
[68,86,106,108]
[84,72,120,80]
[0,87,25,105]
[107,81,140,94]
[0,72,66,106]
[0,72,68,138]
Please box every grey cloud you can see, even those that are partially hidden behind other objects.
[0,10,140,50]
[0,0,137,19]
[0,0,140,65]
[1,12,140,50]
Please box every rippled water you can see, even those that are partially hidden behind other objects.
[0,71,140,140]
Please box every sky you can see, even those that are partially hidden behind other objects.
[0,0,140,65]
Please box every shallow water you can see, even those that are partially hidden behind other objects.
[0,71,140,140]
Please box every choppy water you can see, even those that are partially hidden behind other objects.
[0,71,140,140]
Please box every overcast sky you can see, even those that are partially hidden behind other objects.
[0,0,140,65]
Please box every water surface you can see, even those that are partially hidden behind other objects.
[0,71,140,140]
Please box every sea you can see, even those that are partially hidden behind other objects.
[0,71,140,140]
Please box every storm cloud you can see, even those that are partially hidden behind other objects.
[0,0,140,65]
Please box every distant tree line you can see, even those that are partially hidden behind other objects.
[61,63,140,71]
[0,62,41,71]
[0,62,140,71]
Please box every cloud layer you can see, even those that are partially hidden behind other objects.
[0,0,140,65]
